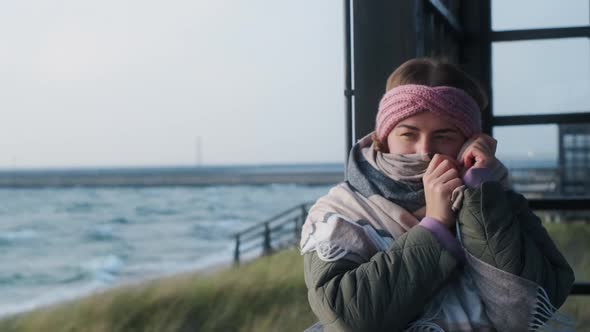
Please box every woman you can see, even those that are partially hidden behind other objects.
[300,58,574,332]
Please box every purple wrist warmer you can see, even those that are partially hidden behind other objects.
[419,217,465,262]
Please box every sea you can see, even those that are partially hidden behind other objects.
[0,174,338,317]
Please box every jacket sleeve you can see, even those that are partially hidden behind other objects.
[457,181,575,308]
[304,225,459,332]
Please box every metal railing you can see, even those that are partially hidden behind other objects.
[232,199,589,296]
[232,202,312,264]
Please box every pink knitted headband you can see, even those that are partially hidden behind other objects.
[375,84,482,144]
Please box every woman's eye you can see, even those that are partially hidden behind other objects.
[435,135,451,140]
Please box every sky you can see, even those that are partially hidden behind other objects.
[1,0,589,168]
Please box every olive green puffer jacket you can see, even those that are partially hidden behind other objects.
[303,181,574,332]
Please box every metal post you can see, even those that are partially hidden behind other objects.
[344,0,353,170]
[234,234,240,265]
[298,204,309,243]
[294,216,299,240]
[263,222,271,255]
[301,204,308,222]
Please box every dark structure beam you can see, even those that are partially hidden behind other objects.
[460,0,492,134]
[529,198,590,211]
[351,1,419,140]
[493,112,590,126]
[572,282,590,295]
[425,0,463,38]
[491,26,590,42]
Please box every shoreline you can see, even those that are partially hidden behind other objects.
[0,252,237,319]
[0,247,287,320]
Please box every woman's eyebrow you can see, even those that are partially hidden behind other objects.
[396,125,419,131]
[433,128,459,134]
[396,125,458,134]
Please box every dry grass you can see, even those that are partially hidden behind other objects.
[0,249,316,332]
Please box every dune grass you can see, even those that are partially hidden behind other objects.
[0,249,316,332]
[0,221,588,332]
[542,222,590,331]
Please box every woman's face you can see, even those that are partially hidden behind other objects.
[386,112,466,158]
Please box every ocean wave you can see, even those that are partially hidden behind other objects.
[56,271,88,284]
[123,249,233,280]
[135,206,177,217]
[0,272,26,285]
[0,270,87,287]
[64,202,93,213]
[109,217,130,224]
[85,225,119,241]
[192,221,238,240]
[83,255,125,284]
[0,230,38,246]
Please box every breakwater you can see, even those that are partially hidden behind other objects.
[0,164,344,187]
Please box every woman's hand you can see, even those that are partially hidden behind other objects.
[460,134,498,171]
[423,154,463,228]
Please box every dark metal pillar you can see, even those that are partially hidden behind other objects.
[351,0,418,142]
[344,0,353,167]
[460,0,493,135]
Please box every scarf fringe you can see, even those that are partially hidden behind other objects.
[528,287,575,332]
[405,293,447,332]
[405,286,576,332]
[316,240,349,262]
[404,322,444,332]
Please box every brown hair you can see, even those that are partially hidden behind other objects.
[373,57,488,152]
